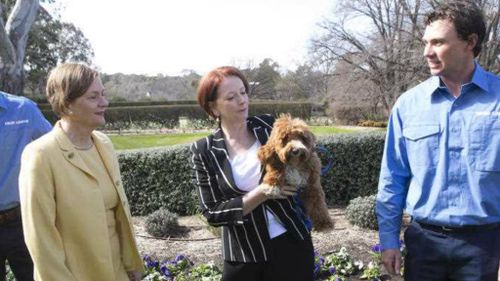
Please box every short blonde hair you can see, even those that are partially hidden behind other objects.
[46,63,98,116]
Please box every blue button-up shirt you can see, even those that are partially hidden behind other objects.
[0,92,51,211]
[376,63,500,250]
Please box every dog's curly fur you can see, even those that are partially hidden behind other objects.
[258,114,334,231]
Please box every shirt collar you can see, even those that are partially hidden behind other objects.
[0,92,7,110]
[468,62,489,92]
[429,61,489,96]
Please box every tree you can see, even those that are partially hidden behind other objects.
[276,64,329,102]
[311,0,431,114]
[474,0,500,73]
[311,0,499,113]
[24,7,94,96]
[0,0,39,95]
[1,0,93,96]
[243,58,281,100]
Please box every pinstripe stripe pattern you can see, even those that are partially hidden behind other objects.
[189,115,311,262]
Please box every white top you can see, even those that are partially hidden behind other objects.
[230,140,287,239]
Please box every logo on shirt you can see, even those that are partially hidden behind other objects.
[4,119,29,125]
[475,111,500,116]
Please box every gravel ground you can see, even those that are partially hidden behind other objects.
[134,207,404,281]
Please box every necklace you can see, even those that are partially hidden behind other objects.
[58,121,94,150]
[73,141,94,150]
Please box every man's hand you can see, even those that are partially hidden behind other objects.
[381,248,402,275]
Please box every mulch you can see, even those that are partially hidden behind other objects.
[133,208,404,280]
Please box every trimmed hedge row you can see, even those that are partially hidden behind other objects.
[41,102,313,129]
[318,133,385,205]
[117,132,386,216]
[37,99,198,111]
[118,145,198,216]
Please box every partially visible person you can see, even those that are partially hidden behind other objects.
[19,63,144,281]
[0,91,51,281]
[190,66,315,281]
[376,1,499,281]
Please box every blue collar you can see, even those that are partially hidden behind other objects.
[428,61,490,96]
[0,92,8,110]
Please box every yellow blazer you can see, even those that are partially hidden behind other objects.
[19,124,144,281]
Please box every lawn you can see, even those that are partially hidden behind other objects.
[110,132,208,150]
[110,126,357,150]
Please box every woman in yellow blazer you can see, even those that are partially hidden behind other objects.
[19,63,144,281]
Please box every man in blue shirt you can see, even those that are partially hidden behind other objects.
[0,92,51,281]
[376,1,500,280]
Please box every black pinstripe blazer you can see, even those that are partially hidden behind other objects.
[189,114,311,263]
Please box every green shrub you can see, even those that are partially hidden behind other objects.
[118,145,198,216]
[357,120,388,128]
[41,102,313,129]
[145,208,179,237]
[118,132,385,216]
[36,99,198,110]
[331,104,387,125]
[317,133,385,205]
[250,101,312,119]
[345,194,378,230]
[177,263,222,281]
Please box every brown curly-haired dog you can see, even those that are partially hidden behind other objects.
[258,114,334,231]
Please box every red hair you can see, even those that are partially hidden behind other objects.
[196,66,249,118]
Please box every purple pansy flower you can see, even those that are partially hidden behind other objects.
[371,244,382,253]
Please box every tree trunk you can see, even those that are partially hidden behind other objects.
[0,0,39,95]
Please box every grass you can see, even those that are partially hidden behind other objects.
[310,126,356,135]
[110,132,208,150]
[109,126,359,150]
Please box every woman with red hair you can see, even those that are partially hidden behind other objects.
[190,66,315,281]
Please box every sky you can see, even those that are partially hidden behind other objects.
[44,0,336,76]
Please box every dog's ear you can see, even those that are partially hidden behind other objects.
[305,129,316,147]
[258,143,276,165]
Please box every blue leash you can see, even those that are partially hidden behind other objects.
[316,145,334,176]
[292,145,333,230]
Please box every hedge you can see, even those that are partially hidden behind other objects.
[41,102,313,129]
[118,145,198,216]
[37,99,198,111]
[317,133,385,205]
[117,132,386,216]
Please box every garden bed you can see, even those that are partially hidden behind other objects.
[133,207,403,281]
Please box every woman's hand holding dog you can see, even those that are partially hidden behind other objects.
[260,184,298,199]
[242,184,299,215]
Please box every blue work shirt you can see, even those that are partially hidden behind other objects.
[0,92,51,211]
[376,63,500,250]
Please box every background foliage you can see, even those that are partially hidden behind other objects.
[40,101,314,129]
[345,194,378,230]
[118,132,385,216]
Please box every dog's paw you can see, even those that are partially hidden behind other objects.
[259,183,281,198]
